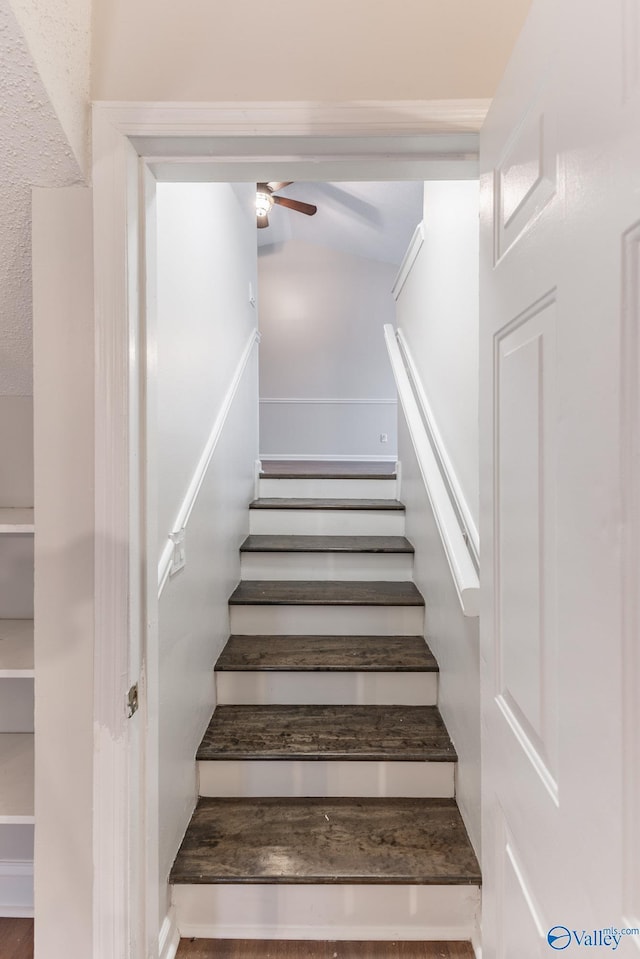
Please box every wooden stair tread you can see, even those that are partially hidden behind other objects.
[229,580,424,606]
[240,535,414,553]
[260,460,397,479]
[170,797,481,885]
[197,705,455,762]
[216,635,438,672]
[250,498,405,511]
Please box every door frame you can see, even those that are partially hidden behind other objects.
[91,100,485,958]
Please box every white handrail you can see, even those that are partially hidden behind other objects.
[158,327,260,596]
[384,323,479,617]
[396,328,479,561]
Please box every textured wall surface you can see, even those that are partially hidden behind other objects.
[0,0,83,396]
[9,0,91,173]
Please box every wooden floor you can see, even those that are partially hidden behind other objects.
[177,939,474,958]
[0,919,33,959]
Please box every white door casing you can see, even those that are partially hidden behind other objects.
[91,101,484,959]
[480,0,640,955]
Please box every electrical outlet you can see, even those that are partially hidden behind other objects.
[380,433,388,443]
[169,528,186,576]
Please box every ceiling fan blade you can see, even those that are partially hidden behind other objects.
[273,195,318,216]
[267,181,294,194]
[257,213,270,229]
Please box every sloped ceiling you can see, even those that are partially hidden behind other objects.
[0,0,83,395]
[257,181,424,266]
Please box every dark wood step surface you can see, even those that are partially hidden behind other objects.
[176,938,474,959]
[197,705,455,762]
[250,498,405,511]
[216,635,438,672]
[170,797,481,885]
[229,580,424,606]
[240,535,414,553]
[260,460,397,479]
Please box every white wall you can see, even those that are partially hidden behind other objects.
[155,182,258,920]
[399,414,481,855]
[32,186,94,959]
[393,180,481,853]
[91,0,531,103]
[396,181,480,529]
[259,240,398,459]
[157,183,258,540]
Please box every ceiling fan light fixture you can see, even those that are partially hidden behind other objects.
[256,190,274,218]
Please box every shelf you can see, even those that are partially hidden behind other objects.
[0,509,34,533]
[0,734,34,823]
[0,621,34,678]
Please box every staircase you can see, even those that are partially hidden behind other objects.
[170,462,480,944]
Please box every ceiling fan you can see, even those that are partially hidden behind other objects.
[255,182,318,229]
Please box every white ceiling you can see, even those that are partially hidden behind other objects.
[257,181,423,266]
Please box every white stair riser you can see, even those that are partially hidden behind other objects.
[0,681,34,733]
[172,882,480,941]
[249,509,405,536]
[198,759,454,798]
[259,478,397,499]
[240,551,413,582]
[229,605,424,636]
[215,670,437,706]
[0,539,33,619]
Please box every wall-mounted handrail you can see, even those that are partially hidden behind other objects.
[158,326,260,596]
[396,328,479,566]
[384,323,479,617]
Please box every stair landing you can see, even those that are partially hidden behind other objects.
[260,460,397,479]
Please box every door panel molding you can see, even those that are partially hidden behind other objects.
[494,93,557,264]
[492,291,559,799]
[496,806,547,958]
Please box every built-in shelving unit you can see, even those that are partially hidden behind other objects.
[0,621,34,678]
[0,509,35,533]
[0,735,34,824]
[0,511,35,915]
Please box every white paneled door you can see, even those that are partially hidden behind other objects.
[480,0,640,955]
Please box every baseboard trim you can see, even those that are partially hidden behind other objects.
[159,908,180,959]
[0,904,34,918]
[0,859,34,918]
[259,454,398,463]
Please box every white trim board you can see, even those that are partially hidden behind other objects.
[392,222,425,300]
[158,909,180,959]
